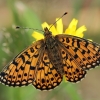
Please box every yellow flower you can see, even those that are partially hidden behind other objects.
[32,18,87,40]
[65,19,87,38]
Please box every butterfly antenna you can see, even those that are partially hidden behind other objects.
[49,12,68,30]
[16,26,44,33]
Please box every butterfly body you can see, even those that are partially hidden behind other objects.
[44,27,64,75]
[0,27,100,90]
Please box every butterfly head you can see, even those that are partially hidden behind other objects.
[44,27,52,38]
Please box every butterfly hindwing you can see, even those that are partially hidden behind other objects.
[32,50,62,90]
[59,46,87,82]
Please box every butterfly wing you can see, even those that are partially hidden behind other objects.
[32,50,62,90]
[0,39,62,90]
[0,40,45,87]
[55,34,100,82]
[58,45,87,82]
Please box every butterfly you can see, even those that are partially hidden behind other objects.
[0,27,100,90]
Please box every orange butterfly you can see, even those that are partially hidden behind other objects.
[0,27,100,90]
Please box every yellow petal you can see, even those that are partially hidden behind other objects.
[42,22,50,29]
[42,22,58,35]
[56,18,63,33]
[65,28,75,35]
[68,19,78,30]
[65,19,78,35]
[74,33,84,38]
[75,26,87,37]
[49,25,58,35]
[75,25,87,34]
[32,31,44,40]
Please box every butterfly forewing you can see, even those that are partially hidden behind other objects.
[55,34,100,70]
[0,40,44,86]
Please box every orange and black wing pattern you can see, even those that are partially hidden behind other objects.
[55,34,100,82]
[32,50,62,90]
[0,39,62,90]
[0,33,100,90]
[0,40,45,87]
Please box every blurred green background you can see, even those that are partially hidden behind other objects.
[0,0,100,100]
